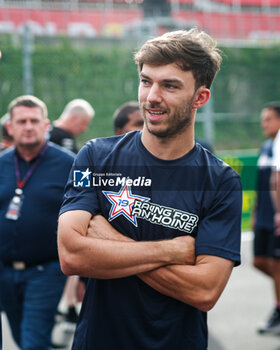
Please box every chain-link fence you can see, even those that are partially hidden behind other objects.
[1,1,280,151]
[1,32,280,151]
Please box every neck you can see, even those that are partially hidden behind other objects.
[141,126,195,160]
[54,119,73,136]
[16,141,46,162]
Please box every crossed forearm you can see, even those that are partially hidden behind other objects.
[87,216,196,300]
[87,215,195,267]
[87,216,233,311]
[59,210,190,279]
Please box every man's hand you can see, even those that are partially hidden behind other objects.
[171,235,195,265]
[87,215,195,266]
[87,215,129,241]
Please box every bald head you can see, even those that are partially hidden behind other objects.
[55,99,95,137]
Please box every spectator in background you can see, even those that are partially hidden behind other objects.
[0,95,74,349]
[113,101,144,135]
[50,99,94,328]
[0,113,14,152]
[252,102,280,334]
[272,127,280,235]
[49,98,95,153]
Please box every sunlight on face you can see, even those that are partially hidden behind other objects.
[138,63,197,139]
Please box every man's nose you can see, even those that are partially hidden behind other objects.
[24,120,34,129]
[147,84,162,104]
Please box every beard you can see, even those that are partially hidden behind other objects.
[141,94,195,139]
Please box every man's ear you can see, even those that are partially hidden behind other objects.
[6,120,13,137]
[192,86,211,110]
[45,118,50,133]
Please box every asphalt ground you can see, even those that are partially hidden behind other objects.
[208,232,280,350]
[2,232,280,350]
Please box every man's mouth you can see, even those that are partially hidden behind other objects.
[146,109,166,122]
[23,133,34,139]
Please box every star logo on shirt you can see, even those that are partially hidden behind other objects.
[103,185,150,226]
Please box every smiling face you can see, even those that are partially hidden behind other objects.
[138,63,200,139]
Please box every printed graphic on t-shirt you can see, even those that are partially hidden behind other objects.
[102,185,150,226]
[103,185,199,233]
[132,199,199,233]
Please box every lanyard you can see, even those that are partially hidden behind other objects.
[14,143,49,189]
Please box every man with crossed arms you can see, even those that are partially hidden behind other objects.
[58,29,242,350]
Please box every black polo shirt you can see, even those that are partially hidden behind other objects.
[49,125,78,154]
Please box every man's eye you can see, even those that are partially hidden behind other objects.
[141,79,150,85]
[166,84,177,89]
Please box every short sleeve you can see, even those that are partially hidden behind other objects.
[196,174,242,266]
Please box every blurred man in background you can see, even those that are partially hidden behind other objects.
[252,102,280,335]
[272,127,280,236]
[0,113,14,152]
[113,101,144,135]
[51,99,94,330]
[49,98,95,153]
[0,95,74,350]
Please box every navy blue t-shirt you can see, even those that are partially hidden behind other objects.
[255,139,275,230]
[0,142,74,264]
[60,131,242,350]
